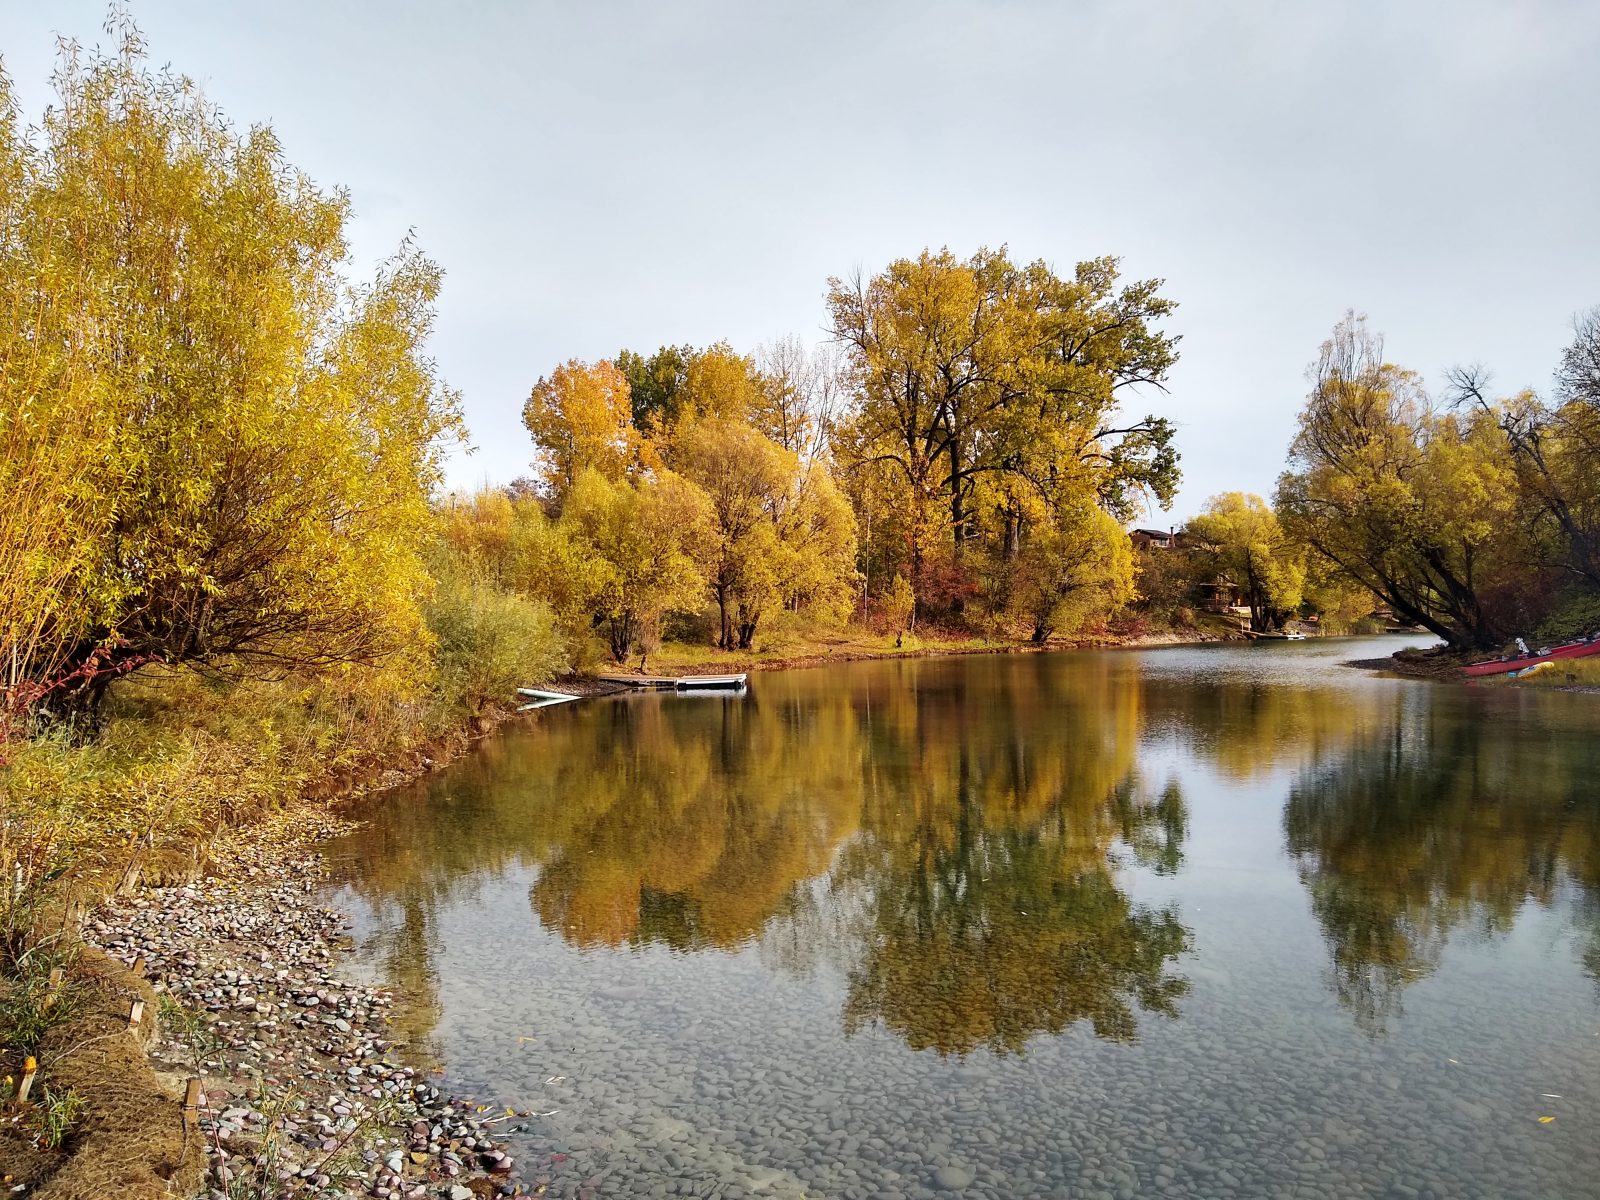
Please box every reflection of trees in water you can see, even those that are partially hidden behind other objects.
[1284,697,1600,1035]
[1140,673,1378,782]
[339,656,1196,1056]
[835,770,1190,1056]
[526,693,865,949]
[801,657,1191,1055]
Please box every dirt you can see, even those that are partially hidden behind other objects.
[1,948,203,1200]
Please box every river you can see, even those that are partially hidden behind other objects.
[326,636,1600,1199]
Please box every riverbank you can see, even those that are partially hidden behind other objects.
[630,620,1242,680]
[79,806,532,1200]
[1342,646,1600,694]
[0,688,545,1199]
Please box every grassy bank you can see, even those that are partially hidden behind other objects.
[1482,657,1600,693]
[637,614,1246,678]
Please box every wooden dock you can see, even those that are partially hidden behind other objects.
[594,672,748,691]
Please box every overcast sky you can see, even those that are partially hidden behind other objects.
[3,1,1597,521]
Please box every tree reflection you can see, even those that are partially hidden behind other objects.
[837,774,1189,1055]
[526,692,864,948]
[828,657,1191,1055]
[1284,696,1600,1034]
[337,655,1194,1058]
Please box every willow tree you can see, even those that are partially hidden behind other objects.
[559,468,712,662]
[671,417,797,649]
[1,27,462,720]
[1277,314,1519,650]
[0,72,113,733]
[1447,308,1600,591]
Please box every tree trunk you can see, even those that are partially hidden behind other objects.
[715,579,732,650]
[607,613,635,663]
[949,438,965,563]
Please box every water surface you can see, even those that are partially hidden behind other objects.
[328,639,1600,1199]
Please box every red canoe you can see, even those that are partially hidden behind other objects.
[1462,638,1600,677]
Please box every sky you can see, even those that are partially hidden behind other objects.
[2,0,1597,522]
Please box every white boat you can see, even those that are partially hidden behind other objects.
[516,687,581,710]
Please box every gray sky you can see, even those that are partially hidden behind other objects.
[3,0,1597,521]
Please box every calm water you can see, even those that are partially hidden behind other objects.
[327,638,1600,1199]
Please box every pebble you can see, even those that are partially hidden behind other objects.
[934,1165,975,1191]
[82,813,527,1199]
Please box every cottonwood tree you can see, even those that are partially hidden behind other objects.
[828,247,1179,616]
[523,359,643,496]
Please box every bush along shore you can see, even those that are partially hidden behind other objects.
[81,810,531,1200]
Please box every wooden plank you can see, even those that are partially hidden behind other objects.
[182,1078,202,1128]
[16,1056,37,1103]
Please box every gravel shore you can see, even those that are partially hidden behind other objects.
[84,811,529,1200]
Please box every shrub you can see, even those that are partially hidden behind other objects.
[1534,586,1600,644]
[427,577,567,717]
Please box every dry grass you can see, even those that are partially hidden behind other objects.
[1489,656,1600,691]
[2,948,201,1199]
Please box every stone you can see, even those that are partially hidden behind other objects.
[934,1166,975,1191]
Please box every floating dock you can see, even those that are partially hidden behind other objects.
[593,673,748,691]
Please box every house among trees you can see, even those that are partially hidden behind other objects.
[1130,527,1178,551]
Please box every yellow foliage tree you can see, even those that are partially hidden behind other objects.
[1,27,462,721]
[559,469,712,662]
[1277,313,1520,649]
[1185,492,1305,633]
[522,359,642,495]
[1011,503,1135,643]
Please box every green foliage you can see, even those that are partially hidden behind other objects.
[0,949,84,1058]
[615,344,693,432]
[1533,585,1600,645]
[1185,493,1304,632]
[30,1085,86,1150]
[427,575,567,717]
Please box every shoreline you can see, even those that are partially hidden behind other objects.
[599,625,1239,684]
[83,809,533,1200]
